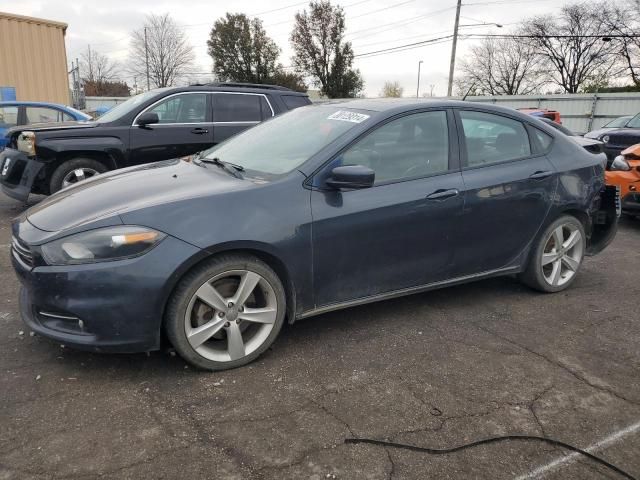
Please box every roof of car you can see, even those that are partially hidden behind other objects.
[0,101,75,108]
[182,83,309,97]
[316,98,529,116]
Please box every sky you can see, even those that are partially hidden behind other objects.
[0,0,576,97]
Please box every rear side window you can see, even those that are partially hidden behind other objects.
[213,94,272,122]
[460,110,531,167]
[532,128,553,152]
[282,95,311,110]
[0,106,18,127]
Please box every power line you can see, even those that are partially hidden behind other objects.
[355,34,454,58]
[348,0,418,20]
[347,6,456,39]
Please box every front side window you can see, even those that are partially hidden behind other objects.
[25,107,69,124]
[147,93,207,124]
[213,94,271,122]
[341,110,450,184]
[626,114,640,128]
[0,106,18,127]
[460,110,531,167]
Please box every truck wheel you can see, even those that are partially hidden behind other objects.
[520,215,585,293]
[49,158,107,194]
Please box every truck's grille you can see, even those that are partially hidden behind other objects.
[11,236,34,267]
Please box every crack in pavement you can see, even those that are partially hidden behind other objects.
[473,323,640,407]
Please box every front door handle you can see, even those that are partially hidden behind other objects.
[191,128,209,135]
[426,188,459,201]
[529,170,554,180]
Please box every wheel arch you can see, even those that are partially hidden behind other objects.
[161,242,298,330]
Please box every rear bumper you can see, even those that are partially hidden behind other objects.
[0,148,44,201]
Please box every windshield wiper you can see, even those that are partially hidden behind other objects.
[198,157,244,178]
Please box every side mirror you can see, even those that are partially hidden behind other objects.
[326,165,375,190]
[137,112,159,127]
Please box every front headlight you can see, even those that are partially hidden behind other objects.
[610,155,631,172]
[17,131,36,156]
[41,226,166,265]
[601,135,610,144]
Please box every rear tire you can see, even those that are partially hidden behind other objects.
[49,158,107,194]
[520,215,585,293]
[165,254,286,371]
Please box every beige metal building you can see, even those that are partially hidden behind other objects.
[0,12,70,104]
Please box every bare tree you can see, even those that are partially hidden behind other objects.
[80,46,118,84]
[603,0,640,87]
[129,13,195,88]
[458,36,545,95]
[522,2,620,93]
[380,81,403,97]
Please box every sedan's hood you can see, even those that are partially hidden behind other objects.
[584,128,610,139]
[26,159,248,232]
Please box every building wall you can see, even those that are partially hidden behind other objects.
[0,12,69,104]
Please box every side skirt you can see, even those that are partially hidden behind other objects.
[296,265,520,320]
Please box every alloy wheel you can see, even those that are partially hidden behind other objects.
[62,168,100,188]
[541,223,584,287]
[184,270,278,362]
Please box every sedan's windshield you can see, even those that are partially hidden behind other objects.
[626,113,640,128]
[95,88,172,123]
[201,106,373,175]
[604,116,632,128]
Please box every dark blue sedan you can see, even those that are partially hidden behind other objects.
[10,100,618,370]
[0,101,91,148]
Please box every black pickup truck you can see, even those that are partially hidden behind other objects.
[0,83,311,201]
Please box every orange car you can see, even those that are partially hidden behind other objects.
[607,144,640,217]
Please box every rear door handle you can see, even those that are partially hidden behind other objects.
[426,188,459,200]
[529,170,554,180]
[191,128,209,135]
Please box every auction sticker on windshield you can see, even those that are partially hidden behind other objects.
[327,111,370,123]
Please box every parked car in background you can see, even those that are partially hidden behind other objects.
[607,143,640,218]
[518,107,562,124]
[0,83,311,201]
[600,113,640,161]
[584,115,634,139]
[10,100,618,370]
[0,101,91,149]
[537,117,606,159]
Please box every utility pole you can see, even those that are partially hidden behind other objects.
[144,26,150,91]
[447,0,462,97]
[416,60,423,98]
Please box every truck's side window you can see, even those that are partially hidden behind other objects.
[213,94,272,122]
[147,94,207,124]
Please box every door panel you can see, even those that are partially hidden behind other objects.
[310,109,463,307]
[128,93,213,165]
[454,110,558,276]
[311,173,465,306]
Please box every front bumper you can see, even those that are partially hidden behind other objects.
[622,192,640,213]
[0,148,44,201]
[12,231,202,353]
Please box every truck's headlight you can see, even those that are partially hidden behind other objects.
[41,226,166,265]
[17,131,36,156]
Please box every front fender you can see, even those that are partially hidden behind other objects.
[37,136,125,168]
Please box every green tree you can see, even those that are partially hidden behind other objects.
[269,69,308,92]
[290,1,364,98]
[207,13,280,83]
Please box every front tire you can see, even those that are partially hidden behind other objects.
[165,254,286,371]
[520,215,585,293]
[49,158,107,194]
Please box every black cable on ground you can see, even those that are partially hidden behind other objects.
[345,435,637,480]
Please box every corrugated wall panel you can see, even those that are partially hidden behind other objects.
[0,13,69,104]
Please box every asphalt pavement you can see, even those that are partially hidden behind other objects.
[1,192,639,480]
